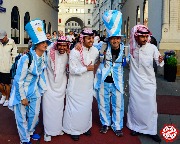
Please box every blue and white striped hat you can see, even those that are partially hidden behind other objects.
[102,10,123,38]
[25,19,51,46]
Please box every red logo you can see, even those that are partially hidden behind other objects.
[160,124,179,142]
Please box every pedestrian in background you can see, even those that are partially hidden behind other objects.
[66,31,75,50]
[51,31,58,42]
[8,19,51,144]
[126,24,164,143]
[63,28,99,141]
[58,30,64,37]
[43,36,70,142]
[46,32,52,41]
[46,32,54,52]
[94,10,125,137]
[0,29,18,107]
[28,39,33,50]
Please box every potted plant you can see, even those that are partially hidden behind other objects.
[164,50,177,82]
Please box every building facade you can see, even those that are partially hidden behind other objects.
[58,0,95,35]
[121,0,180,75]
[92,0,180,75]
[0,0,59,49]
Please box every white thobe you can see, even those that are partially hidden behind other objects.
[127,43,164,135]
[43,51,68,136]
[63,46,99,135]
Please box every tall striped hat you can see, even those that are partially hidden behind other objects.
[102,10,123,38]
[25,19,51,46]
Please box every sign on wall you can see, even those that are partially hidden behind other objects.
[0,0,6,13]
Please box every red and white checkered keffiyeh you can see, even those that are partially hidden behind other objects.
[79,28,94,66]
[50,36,70,77]
[130,24,152,57]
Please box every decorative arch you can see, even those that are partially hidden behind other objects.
[24,12,30,44]
[65,17,84,28]
[11,6,20,44]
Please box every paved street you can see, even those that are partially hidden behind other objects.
[0,66,180,144]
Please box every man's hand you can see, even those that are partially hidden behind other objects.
[23,49,30,55]
[75,42,81,51]
[21,98,29,106]
[158,55,164,63]
[86,65,94,71]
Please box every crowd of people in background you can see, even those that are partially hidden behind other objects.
[0,9,164,144]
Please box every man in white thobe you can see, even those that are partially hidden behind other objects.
[63,29,99,141]
[126,25,164,143]
[43,36,69,142]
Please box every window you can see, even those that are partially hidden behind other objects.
[59,19,61,23]
[48,22,51,34]
[65,28,68,33]
[68,23,70,26]
[88,9,91,13]
[124,21,126,35]
[75,23,77,26]
[43,20,46,33]
[24,12,30,44]
[81,9,84,13]
[136,6,141,24]
[72,23,74,26]
[88,19,91,25]
[143,0,148,26]
[11,6,20,44]
[77,9,80,13]
[127,17,130,39]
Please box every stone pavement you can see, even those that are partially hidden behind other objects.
[124,66,180,144]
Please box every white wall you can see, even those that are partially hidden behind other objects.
[148,0,162,45]
[0,0,58,47]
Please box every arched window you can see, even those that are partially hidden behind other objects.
[136,6,141,24]
[48,22,51,34]
[24,12,30,44]
[43,20,46,33]
[143,0,148,26]
[127,17,130,39]
[11,6,20,44]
